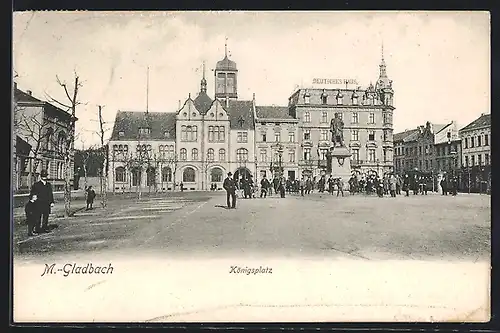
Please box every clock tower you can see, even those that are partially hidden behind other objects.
[214,39,238,101]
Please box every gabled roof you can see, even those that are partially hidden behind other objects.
[433,123,450,134]
[110,111,176,141]
[460,114,491,132]
[14,87,74,121]
[393,129,419,142]
[256,105,296,120]
[224,100,255,130]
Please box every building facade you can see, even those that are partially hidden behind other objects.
[393,121,459,176]
[13,83,75,192]
[108,45,395,191]
[459,113,491,169]
[288,51,395,178]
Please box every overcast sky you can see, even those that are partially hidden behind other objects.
[13,11,490,148]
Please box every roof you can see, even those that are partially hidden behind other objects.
[460,114,491,132]
[14,87,74,121]
[393,129,419,142]
[433,124,449,134]
[14,88,43,104]
[256,106,295,120]
[216,55,237,71]
[225,100,255,130]
[110,111,176,141]
[193,91,213,115]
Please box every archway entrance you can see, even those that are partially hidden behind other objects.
[233,167,252,182]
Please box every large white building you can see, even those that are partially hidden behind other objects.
[108,45,395,191]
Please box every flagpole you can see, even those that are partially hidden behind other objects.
[146,66,149,114]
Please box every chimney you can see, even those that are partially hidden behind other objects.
[26,90,32,96]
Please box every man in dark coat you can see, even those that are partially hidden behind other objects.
[30,169,54,233]
[223,172,237,209]
[25,193,40,236]
[260,175,270,198]
[86,186,96,210]
[403,174,410,197]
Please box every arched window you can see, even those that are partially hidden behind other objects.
[181,125,187,141]
[180,148,187,161]
[146,167,156,187]
[236,148,248,162]
[183,167,195,182]
[207,148,215,161]
[219,148,226,161]
[45,128,54,151]
[192,125,198,141]
[115,166,126,182]
[219,126,225,141]
[161,167,172,182]
[57,132,66,153]
[192,148,199,160]
[214,126,219,142]
[211,168,223,182]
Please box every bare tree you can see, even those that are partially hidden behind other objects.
[165,152,179,191]
[79,139,94,192]
[96,105,110,207]
[46,73,83,217]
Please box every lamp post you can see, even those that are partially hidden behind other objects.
[276,143,284,179]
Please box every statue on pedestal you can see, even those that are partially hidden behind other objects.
[330,113,344,148]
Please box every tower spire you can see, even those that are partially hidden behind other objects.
[200,60,207,93]
[225,37,228,58]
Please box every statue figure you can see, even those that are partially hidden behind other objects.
[330,113,344,147]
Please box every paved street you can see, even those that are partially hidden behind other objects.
[14,191,490,262]
[13,191,491,322]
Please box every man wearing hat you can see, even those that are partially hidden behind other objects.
[223,172,237,209]
[30,169,55,233]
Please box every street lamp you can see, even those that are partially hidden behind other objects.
[275,143,284,178]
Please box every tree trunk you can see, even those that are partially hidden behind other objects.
[64,155,71,217]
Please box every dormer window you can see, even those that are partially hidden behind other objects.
[139,127,151,135]
[164,131,170,139]
[321,91,328,105]
[352,96,358,105]
[304,91,311,104]
[118,131,125,137]
[337,91,344,105]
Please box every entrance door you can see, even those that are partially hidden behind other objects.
[288,170,295,181]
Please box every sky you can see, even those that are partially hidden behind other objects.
[13,11,490,149]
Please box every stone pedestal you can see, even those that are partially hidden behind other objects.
[329,145,352,190]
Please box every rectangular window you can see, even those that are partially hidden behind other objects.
[319,149,328,160]
[208,126,214,142]
[289,132,295,142]
[463,138,468,149]
[485,153,490,165]
[321,111,328,123]
[260,149,267,162]
[138,127,151,135]
[368,130,375,141]
[320,129,328,141]
[477,135,482,146]
[485,134,489,146]
[352,112,358,124]
[465,155,469,167]
[478,154,482,165]
[262,133,267,142]
[352,149,359,162]
[368,149,376,162]
[419,146,422,155]
[275,132,281,142]
[322,95,327,105]
[237,131,248,143]
[470,136,475,148]
[304,111,311,123]
[304,148,311,160]
[471,155,475,166]
[425,160,429,169]
[351,130,359,141]
[383,149,387,162]
[288,151,295,163]
[303,129,311,140]
[383,112,388,124]
[369,113,375,124]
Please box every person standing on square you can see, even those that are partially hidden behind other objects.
[25,194,40,236]
[223,172,237,208]
[29,169,54,233]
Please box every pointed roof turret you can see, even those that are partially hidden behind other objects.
[216,37,237,71]
[376,42,391,91]
[194,61,213,115]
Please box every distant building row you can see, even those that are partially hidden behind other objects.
[393,113,491,181]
